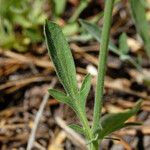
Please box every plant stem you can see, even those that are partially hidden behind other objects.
[77,107,92,139]
[92,0,115,133]
[90,141,99,150]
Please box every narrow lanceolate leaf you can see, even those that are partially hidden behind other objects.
[95,100,142,139]
[69,124,85,135]
[129,0,150,60]
[79,74,92,108]
[79,19,119,55]
[119,33,129,55]
[48,89,76,111]
[44,21,78,97]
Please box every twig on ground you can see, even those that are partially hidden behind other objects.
[26,79,56,150]
[0,49,53,69]
[34,141,46,150]
[0,75,52,92]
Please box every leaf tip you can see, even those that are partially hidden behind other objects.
[135,99,142,110]
[44,20,60,35]
[130,99,142,115]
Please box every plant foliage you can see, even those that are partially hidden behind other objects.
[0,0,47,52]
[129,0,150,60]
[79,19,142,71]
[44,20,142,149]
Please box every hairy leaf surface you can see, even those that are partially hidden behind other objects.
[48,89,76,110]
[44,21,78,97]
[95,100,142,139]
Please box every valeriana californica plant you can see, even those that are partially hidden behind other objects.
[44,0,142,149]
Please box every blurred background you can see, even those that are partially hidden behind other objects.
[0,0,150,149]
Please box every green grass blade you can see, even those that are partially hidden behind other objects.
[79,19,142,72]
[129,0,150,60]
[79,19,119,55]
[44,21,78,97]
[53,0,67,16]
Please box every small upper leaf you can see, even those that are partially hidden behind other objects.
[95,100,142,139]
[130,0,150,59]
[44,20,78,97]
[48,89,76,111]
[69,124,85,135]
[79,74,92,108]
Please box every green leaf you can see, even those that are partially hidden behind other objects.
[79,19,119,55]
[44,21,78,97]
[95,100,142,139]
[69,0,89,23]
[48,89,76,110]
[129,0,150,60]
[79,19,102,42]
[80,74,92,108]
[119,33,129,55]
[62,23,79,36]
[53,0,67,16]
[69,124,85,135]
[79,19,142,71]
